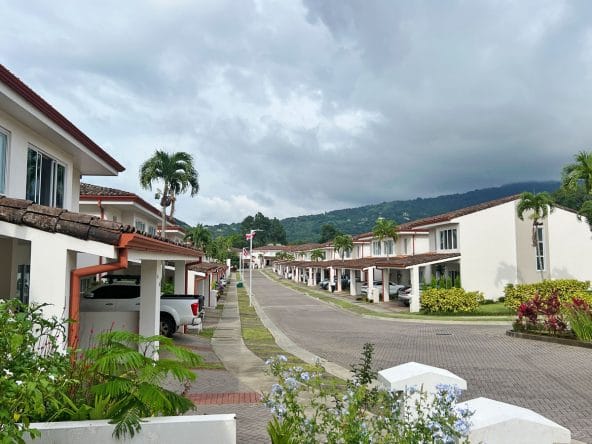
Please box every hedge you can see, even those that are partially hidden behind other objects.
[420,288,484,313]
[504,279,591,311]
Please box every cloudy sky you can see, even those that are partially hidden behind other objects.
[2,0,591,225]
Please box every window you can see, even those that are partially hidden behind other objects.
[148,226,156,236]
[344,249,351,259]
[135,220,146,232]
[439,229,458,250]
[0,129,7,194]
[404,238,409,255]
[26,147,65,207]
[384,240,394,256]
[372,241,382,256]
[536,226,545,271]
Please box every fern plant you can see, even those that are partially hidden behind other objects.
[58,331,202,439]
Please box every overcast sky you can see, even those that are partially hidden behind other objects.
[2,0,591,225]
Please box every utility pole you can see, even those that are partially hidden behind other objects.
[246,229,263,306]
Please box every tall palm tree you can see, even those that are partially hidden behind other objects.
[310,248,325,262]
[562,150,592,229]
[140,150,199,238]
[333,234,353,261]
[517,191,554,274]
[184,224,211,251]
[372,217,399,260]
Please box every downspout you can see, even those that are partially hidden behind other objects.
[69,247,129,350]
[97,198,104,268]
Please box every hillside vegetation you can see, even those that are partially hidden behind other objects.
[206,181,560,243]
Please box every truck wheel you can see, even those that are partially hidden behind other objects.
[160,313,176,338]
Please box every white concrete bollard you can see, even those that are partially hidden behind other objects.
[456,397,571,444]
[378,361,467,393]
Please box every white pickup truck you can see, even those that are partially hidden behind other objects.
[80,280,203,337]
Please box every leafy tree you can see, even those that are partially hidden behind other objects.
[206,236,233,262]
[319,224,341,243]
[333,234,353,261]
[183,224,211,250]
[372,217,399,259]
[516,192,555,246]
[240,212,287,247]
[275,251,295,261]
[139,150,199,238]
[310,248,325,261]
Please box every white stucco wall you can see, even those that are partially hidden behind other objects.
[547,208,592,283]
[0,109,77,210]
[456,201,518,299]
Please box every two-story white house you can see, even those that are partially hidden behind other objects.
[0,64,202,349]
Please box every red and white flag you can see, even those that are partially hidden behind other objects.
[245,231,256,240]
[242,248,249,258]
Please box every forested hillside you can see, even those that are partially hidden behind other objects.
[206,181,560,243]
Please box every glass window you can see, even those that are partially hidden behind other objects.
[26,147,66,208]
[372,241,382,256]
[148,226,156,236]
[0,130,7,194]
[404,238,409,254]
[135,220,146,232]
[536,227,545,271]
[384,240,394,255]
[439,229,458,250]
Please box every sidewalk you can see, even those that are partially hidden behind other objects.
[175,281,272,443]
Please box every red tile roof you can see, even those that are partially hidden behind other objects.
[0,64,124,173]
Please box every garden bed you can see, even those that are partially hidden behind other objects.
[506,330,592,349]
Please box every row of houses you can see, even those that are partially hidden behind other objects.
[0,64,225,347]
[254,195,592,311]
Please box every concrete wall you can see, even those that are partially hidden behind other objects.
[26,414,236,444]
[0,237,13,297]
[79,311,139,349]
[457,201,518,299]
[0,108,77,210]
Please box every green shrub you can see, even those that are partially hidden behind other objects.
[504,280,590,311]
[420,288,484,313]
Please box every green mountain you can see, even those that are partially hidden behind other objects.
[207,181,560,243]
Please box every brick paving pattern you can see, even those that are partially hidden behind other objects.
[252,272,592,443]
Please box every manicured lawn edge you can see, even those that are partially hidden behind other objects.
[506,330,592,349]
[262,270,513,322]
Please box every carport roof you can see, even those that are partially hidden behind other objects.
[276,253,460,270]
[375,252,460,269]
[0,196,201,258]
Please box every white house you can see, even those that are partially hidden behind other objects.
[274,195,592,310]
[0,63,202,348]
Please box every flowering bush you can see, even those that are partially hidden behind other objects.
[262,344,473,443]
[504,279,591,311]
[513,292,568,334]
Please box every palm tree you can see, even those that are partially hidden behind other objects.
[562,150,592,229]
[517,192,554,274]
[140,150,199,238]
[562,151,592,195]
[372,217,399,260]
[184,224,211,250]
[275,251,294,261]
[333,234,353,261]
[310,248,325,262]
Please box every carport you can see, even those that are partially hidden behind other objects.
[0,197,202,356]
[376,253,460,312]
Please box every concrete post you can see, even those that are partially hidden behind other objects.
[410,265,420,313]
[140,259,162,358]
[329,267,335,292]
[350,269,356,296]
[174,260,185,294]
[337,267,342,292]
[308,267,313,286]
[368,267,375,302]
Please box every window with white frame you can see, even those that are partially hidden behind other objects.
[404,238,409,255]
[148,226,156,236]
[372,241,382,256]
[357,245,362,258]
[344,248,351,259]
[439,228,458,250]
[135,220,146,232]
[0,129,7,194]
[384,239,394,256]
[536,226,545,271]
[26,147,65,208]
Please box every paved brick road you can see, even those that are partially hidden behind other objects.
[252,272,592,443]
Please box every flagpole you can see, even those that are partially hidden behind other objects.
[249,230,253,306]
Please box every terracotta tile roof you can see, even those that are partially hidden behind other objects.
[0,196,201,258]
[80,183,135,197]
[401,195,520,229]
[188,262,227,272]
[80,182,162,219]
[0,64,124,173]
[375,252,461,268]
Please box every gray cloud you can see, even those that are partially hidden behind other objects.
[2,0,591,225]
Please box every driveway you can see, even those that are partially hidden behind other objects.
[252,272,592,443]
